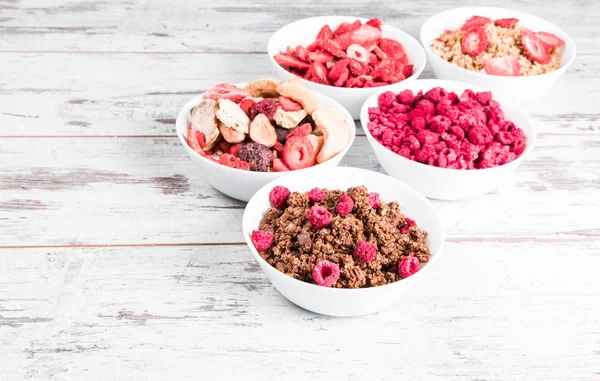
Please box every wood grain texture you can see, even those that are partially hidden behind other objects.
[1,53,599,137]
[0,135,599,246]
[0,0,595,53]
[1,242,600,380]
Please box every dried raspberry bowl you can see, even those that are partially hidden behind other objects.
[420,7,575,104]
[359,79,536,200]
[268,16,426,119]
[242,167,445,316]
[176,81,356,202]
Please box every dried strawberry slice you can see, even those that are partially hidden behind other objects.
[328,58,350,81]
[372,59,405,83]
[346,25,382,48]
[308,62,330,85]
[403,64,414,78]
[239,98,256,116]
[306,40,322,52]
[282,136,316,170]
[278,96,303,112]
[494,18,519,29]
[460,15,491,31]
[272,158,290,172]
[461,28,489,56]
[366,18,382,29]
[228,143,244,157]
[295,45,310,61]
[334,68,350,87]
[483,56,520,76]
[186,129,203,154]
[203,83,248,104]
[334,20,361,36]
[316,25,334,41]
[378,38,407,64]
[348,59,365,76]
[322,39,344,57]
[536,31,565,48]
[307,50,334,63]
[521,31,552,64]
[274,53,310,70]
[286,123,312,140]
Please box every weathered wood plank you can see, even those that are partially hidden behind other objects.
[2,242,599,380]
[0,135,598,246]
[0,0,595,53]
[0,53,598,137]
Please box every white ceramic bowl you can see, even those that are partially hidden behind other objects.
[242,167,445,317]
[176,85,356,202]
[360,79,537,200]
[420,7,576,104]
[268,16,427,119]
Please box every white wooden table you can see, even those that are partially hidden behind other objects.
[1,1,599,379]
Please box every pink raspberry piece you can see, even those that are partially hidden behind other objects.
[396,89,415,105]
[312,259,340,287]
[308,187,325,203]
[269,185,291,209]
[251,230,273,251]
[336,195,354,215]
[353,241,377,263]
[398,256,420,278]
[368,192,380,208]
[308,205,332,229]
[378,91,395,109]
[401,217,416,233]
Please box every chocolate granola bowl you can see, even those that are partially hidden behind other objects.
[242,167,445,316]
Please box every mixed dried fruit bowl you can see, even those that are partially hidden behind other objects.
[176,80,356,201]
[360,79,537,200]
[420,7,575,104]
[268,16,427,118]
[242,167,445,316]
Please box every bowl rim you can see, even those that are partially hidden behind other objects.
[242,166,446,294]
[419,6,577,80]
[176,82,357,177]
[359,78,537,173]
[267,15,427,93]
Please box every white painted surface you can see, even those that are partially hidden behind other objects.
[0,0,599,380]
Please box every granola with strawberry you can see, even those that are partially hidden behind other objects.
[274,18,414,88]
[185,79,351,172]
[431,15,564,76]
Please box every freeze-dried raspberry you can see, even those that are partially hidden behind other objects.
[368,192,380,208]
[308,187,325,203]
[269,185,291,209]
[336,195,354,215]
[381,129,394,147]
[396,89,414,105]
[403,135,421,152]
[416,99,435,116]
[251,230,273,251]
[353,241,377,262]
[312,259,340,287]
[250,99,277,120]
[378,91,395,109]
[429,115,452,133]
[407,108,425,122]
[467,126,493,145]
[424,87,447,103]
[475,91,493,106]
[398,256,420,278]
[417,129,440,145]
[309,205,332,229]
[411,116,426,131]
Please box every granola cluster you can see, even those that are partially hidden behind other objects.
[252,186,431,289]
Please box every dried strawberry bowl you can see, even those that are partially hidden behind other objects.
[176,81,356,202]
[268,16,426,119]
[242,167,445,317]
[420,7,576,104]
[360,79,536,200]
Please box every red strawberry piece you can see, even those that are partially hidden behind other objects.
[186,129,203,154]
[334,20,361,36]
[521,31,552,64]
[203,83,249,104]
[483,56,520,76]
[282,136,316,170]
[274,53,310,70]
[232,159,250,170]
[328,58,350,81]
[273,141,284,154]
[345,76,365,88]
[286,123,312,140]
[334,67,350,87]
[378,38,407,64]
[494,18,519,29]
[239,98,256,116]
[348,59,365,76]
[366,18,382,29]
[251,230,274,251]
[316,24,334,41]
[372,59,405,83]
[306,40,322,52]
[295,45,310,61]
[346,24,382,48]
[219,153,237,167]
[461,28,489,56]
[536,31,565,48]
[372,45,388,60]
[346,44,370,63]
[460,15,491,31]
[368,52,379,65]
[322,39,344,57]
[272,158,290,172]
[278,96,303,112]
[403,64,414,78]
[308,62,330,85]
[307,50,334,63]
[228,143,244,157]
